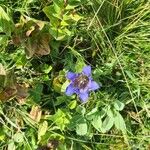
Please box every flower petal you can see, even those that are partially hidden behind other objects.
[79,80,91,93]
[80,88,88,93]
[66,72,77,80]
[82,66,91,76]
[89,81,100,91]
[79,92,89,102]
[65,84,75,96]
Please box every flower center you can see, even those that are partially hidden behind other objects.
[74,74,89,89]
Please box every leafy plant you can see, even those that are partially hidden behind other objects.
[0,0,150,149]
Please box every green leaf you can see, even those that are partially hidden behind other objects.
[76,118,87,135]
[29,83,43,103]
[66,4,76,10]
[49,27,71,40]
[101,115,114,133]
[52,109,70,130]
[13,132,24,143]
[76,105,86,115]
[69,14,82,22]
[0,129,5,141]
[75,58,85,73]
[0,6,14,36]
[53,76,63,93]
[15,54,28,69]
[91,113,102,132]
[38,121,48,141]
[55,96,66,106]
[61,80,70,93]
[100,109,114,133]
[114,111,126,132]
[41,64,52,74]
[68,114,82,130]
[43,6,59,27]
[114,100,125,111]
[53,0,64,8]
[53,2,63,17]
[107,109,114,118]
[86,108,105,132]
[0,35,8,47]
[68,100,77,109]
[86,107,98,120]
[68,0,83,6]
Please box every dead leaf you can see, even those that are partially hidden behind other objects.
[127,111,141,123]
[5,69,16,88]
[16,83,29,104]
[47,140,59,150]
[0,68,17,101]
[36,21,45,30]
[37,140,59,150]
[0,87,17,101]
[12,23,24,45]
[30,105,42,122]
[24,39,37,58]
[12,36,22,45]
[12,16,51,58]
[25,32,51,58]
[26,26,35,37]
[34,33,51,56]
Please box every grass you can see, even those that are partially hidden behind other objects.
[0,0,150,149]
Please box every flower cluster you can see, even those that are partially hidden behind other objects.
[65,66,100,102]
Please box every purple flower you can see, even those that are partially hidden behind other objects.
[65,66,100,102]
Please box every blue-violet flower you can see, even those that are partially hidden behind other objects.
[65,66,100,102]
